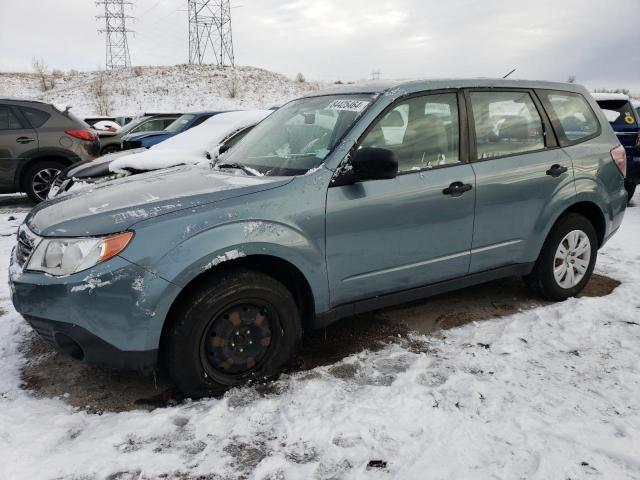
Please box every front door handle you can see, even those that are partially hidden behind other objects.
[443,181,473,196]
[546,164,568,177]
[16,137,35,144]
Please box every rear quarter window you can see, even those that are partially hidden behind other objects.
[538,91,600,145]
[19,106,51,128]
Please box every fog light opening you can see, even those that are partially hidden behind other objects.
[53,333,85,361]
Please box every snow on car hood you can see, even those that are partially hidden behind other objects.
[109,110,272,173]
[26,166,291,237]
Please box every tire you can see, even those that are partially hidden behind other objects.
[524,213,598,301]
[625,181,636,202]
[24,160,66,203]
[101,145,120,155]
[163,268,302,398]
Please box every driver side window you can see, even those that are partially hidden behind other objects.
[360,93,460,172]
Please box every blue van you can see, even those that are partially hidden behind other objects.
[593,93,640,200]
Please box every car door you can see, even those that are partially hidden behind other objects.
[0,104,38,189]
[325,91,476,306]
[465,89,575,273]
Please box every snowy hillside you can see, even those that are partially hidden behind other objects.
[0,65,319,117]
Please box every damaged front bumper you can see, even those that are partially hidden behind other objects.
[9,251,181,371]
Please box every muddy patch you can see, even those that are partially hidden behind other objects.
[19,274,619,412]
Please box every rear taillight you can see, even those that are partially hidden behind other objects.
[65,129,97,142]
[611,145,627,177]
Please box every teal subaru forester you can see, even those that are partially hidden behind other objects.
[10,79,627,397]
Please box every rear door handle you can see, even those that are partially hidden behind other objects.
[16,137,35,144]
[443,181,473,196]
[546,164,568,177]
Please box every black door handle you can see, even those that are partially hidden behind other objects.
[443,181,473,196]
[546,164,568,177]
[16,137,35,144]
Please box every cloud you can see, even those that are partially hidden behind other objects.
[0,0,638,92]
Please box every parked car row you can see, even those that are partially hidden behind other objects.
[9,79,627,397]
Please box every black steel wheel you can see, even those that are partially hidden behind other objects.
[164,268,302,397]
[202,302,275,378]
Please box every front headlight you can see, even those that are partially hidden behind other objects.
[26,232,134,276]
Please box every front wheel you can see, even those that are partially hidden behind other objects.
[163,268,302,397]
[524,213,597,301]
[24,160,65,203]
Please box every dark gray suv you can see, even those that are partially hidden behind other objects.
[0,99,100,202]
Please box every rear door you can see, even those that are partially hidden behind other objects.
[325,91,476,306]
[466,89,575,273]
[0,104,38,189]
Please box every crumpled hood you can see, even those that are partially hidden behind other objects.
[27,166,292,237]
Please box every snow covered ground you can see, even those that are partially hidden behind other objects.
[1,200,640,479]
[0,65,318,118]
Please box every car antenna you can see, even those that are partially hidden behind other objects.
[502,68,516,79]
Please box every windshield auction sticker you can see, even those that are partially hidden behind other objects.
[326,99,370,112]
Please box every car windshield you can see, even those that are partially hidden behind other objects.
[222,94,375,176]
[166,114,196,133]
[119,116,150,135]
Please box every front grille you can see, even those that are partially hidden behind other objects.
[15,225,38,267]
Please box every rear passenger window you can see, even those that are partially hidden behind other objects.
[360,92,460,172]
[19,106,50,128]
[0,106,24,130]
[470,91,545,160]
[539,91,599,144]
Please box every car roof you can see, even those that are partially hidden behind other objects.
[0,97,51,105]
[303,78,586,97]
[591,92,630,102]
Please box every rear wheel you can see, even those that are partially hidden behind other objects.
[163,268,302,398]
[24,160,65,203]
[524,213,597,301]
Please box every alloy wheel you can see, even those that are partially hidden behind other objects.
[31,167,61,201]
[553,229,591,289]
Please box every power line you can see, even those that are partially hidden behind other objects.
[96,0,134,70]
[188,0,235,66]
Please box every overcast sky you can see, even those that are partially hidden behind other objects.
[1,0,639,92]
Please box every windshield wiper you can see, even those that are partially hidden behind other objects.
[215,162,256,176]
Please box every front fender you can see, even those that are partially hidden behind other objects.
[157,220,327,300]
[119,172,332,314]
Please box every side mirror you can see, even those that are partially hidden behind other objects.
[351,147,398,182]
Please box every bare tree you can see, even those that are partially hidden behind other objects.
[567,75,576,84]
[32,57,54,91]
[226,74,239,99]
[91,70,113,115]
[295,72,306,83]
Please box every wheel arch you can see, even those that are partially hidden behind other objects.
[16,154,74,190]
[562,201,606,247]
[159,254,316,357]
